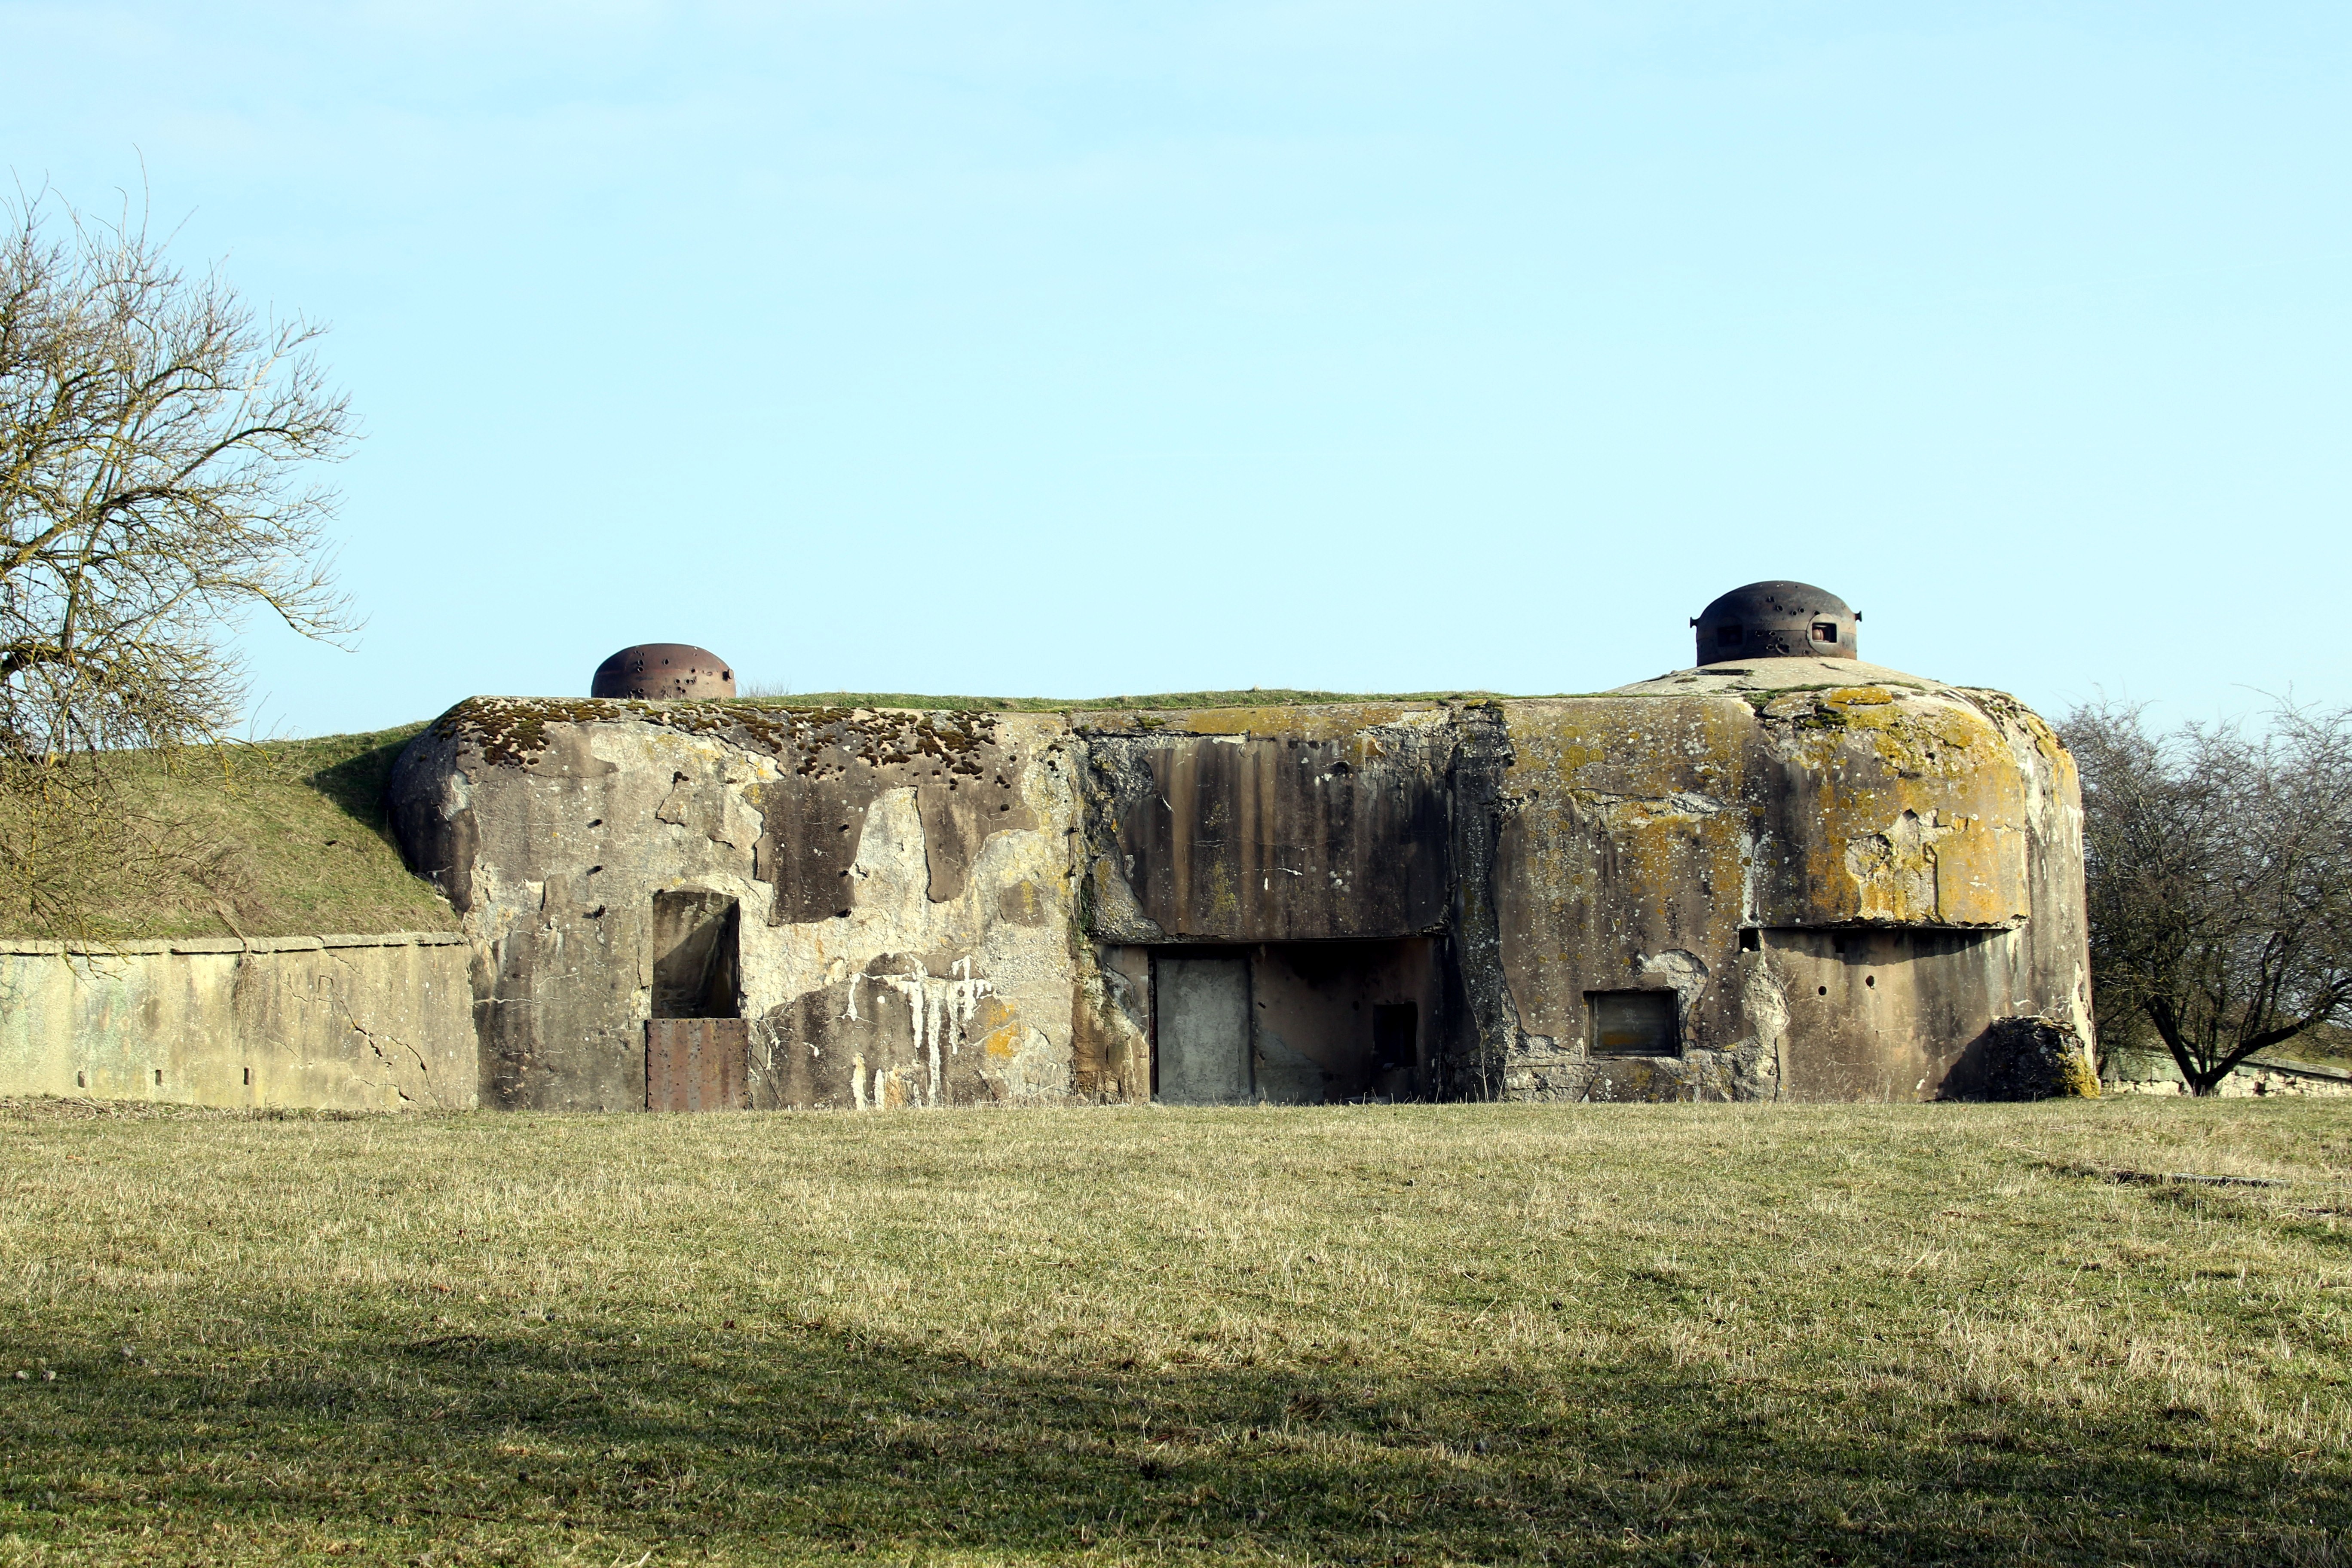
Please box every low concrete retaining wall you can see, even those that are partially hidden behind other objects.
[0,933,475,1112]
[2104,1051,2352,1098]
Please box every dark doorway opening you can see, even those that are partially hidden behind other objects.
[652,890,741,1019]
[1373,1004,1418,1086]
[1151,939,1438,1106]
[648,891,747,1111]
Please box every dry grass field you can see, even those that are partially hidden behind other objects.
[0,1098,2346,1566]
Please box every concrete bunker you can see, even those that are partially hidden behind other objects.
[386,584,2093,1112]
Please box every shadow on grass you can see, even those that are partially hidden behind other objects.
[302,732,418,845]
[1,1316,2342,1564]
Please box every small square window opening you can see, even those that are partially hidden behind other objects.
[1588,991,1680,1056]
[1810,621,1838,643]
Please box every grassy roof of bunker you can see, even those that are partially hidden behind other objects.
[0,726,457,941]
[428,689,1651,765]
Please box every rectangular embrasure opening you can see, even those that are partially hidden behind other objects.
[1588,990,1680,1057]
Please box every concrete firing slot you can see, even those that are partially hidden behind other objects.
[1589,991,1679,1056]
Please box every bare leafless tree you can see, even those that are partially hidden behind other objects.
[2066,696,2352,1094]
[0,188,355,934]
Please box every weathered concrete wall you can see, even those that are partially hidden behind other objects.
[390,663,2090,1111]
[1078,706,1459,942]
[1480,660,2089,1102]
[392,701,1120,1112]
[0,933,474,1111]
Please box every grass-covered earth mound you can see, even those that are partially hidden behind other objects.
[0,726,456,941]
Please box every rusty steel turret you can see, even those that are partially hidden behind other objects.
[590,643,736,700]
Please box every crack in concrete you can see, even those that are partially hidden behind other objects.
[322,951,434,1090]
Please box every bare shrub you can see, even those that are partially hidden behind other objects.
[0,189,355,935]
[2065,697,2352,1094]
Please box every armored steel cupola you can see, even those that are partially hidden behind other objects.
[1690,581,1858,666]
[591,643,737,699]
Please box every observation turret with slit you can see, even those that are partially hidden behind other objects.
[1690,581,1858,665]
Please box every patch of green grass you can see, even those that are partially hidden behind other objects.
[0,727,456,941]
[0,1100,2346,1564]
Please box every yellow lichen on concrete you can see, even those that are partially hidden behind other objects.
[1753,688,2034,928]
[2055,1046,2101,1099]
[1492,698,1757,1051]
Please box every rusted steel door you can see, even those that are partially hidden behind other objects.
[645,1019,749,1111]
[1155,955,1251,1104]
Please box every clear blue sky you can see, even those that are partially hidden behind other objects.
[6,2,2347,735]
